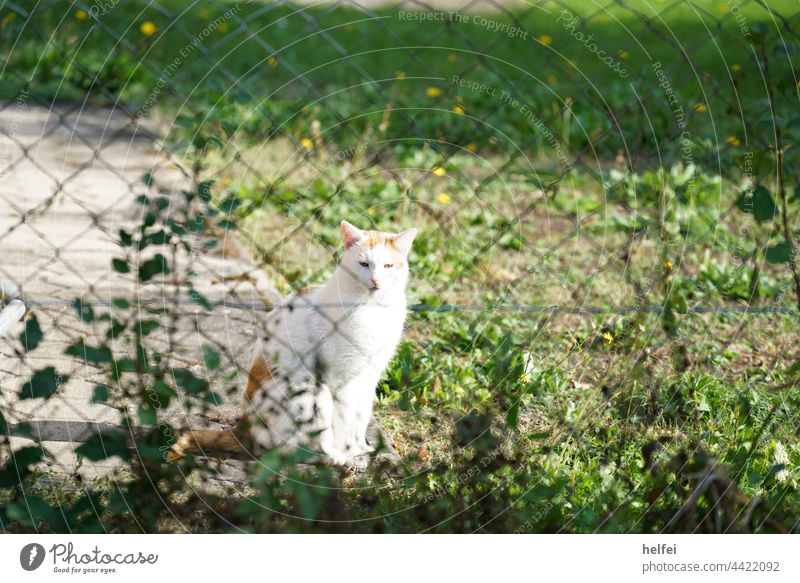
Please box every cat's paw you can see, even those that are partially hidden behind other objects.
[357,443,376,455]
[343,454,370,473]
[322,449,348,466]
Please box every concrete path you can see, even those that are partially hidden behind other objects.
[0,104,280,483]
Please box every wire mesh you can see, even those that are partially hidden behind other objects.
[0,0,798,532]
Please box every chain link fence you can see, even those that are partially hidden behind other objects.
[0,0,798,532]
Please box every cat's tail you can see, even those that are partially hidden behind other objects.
[166,428,249,461]
[167,354,270,461]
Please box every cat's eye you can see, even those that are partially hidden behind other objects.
[384,264,394,269]
[359,261,369,268]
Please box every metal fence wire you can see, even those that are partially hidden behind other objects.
[0,0,798,491]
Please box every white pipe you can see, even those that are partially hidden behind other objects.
[0,298,26,335]
[0,282,27,336]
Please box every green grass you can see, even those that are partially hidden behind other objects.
[196,132,800,531]
[2,0,797,163]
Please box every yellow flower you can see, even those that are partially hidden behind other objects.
[426,86,442,98]
[447,53,458,63]
[395,70,406,79]
[437,193,452,204]
[300,138,314,150]
[731,63,741,72]
[432,166,446,177]
[218,22,229,33]
[717,2,729,12]
[199,9,210,19]
[727,135,741,147]
[267,56,278,68]
[538,34,553,46]
[452,104,465,115]
[547,75,557,85]
[466,142,477,153]
[663,260,673,270]
[693,103,707,112]
[140,21,157,37]
[76,9,88,21]
[618,50,630,59]
[601,331,614,343]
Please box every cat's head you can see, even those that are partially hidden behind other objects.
[339,220,417,293]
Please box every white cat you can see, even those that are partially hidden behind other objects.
[170,221,416,468]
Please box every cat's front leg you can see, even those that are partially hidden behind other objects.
[353,381,378,456]
[310,383,347,466]
[319,429,348,466]
[336,416,371,472]
[330,394,363,462]
[353,411,374,455]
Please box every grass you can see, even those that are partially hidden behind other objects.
[1,0,799,532]
[160,133,800,531]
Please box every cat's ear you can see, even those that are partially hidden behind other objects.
[340,220,365,249]
[392,228,417,256]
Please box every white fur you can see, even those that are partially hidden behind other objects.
[249,221,416,466]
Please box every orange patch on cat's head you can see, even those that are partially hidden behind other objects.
[362,231,405,263]
[340,220,417,259]
[362,231,398,250]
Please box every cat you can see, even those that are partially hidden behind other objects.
[169,220,416,469]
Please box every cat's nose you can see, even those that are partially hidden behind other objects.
[369,276,379,287]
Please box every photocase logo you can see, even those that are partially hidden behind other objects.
[20,543,46,571]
